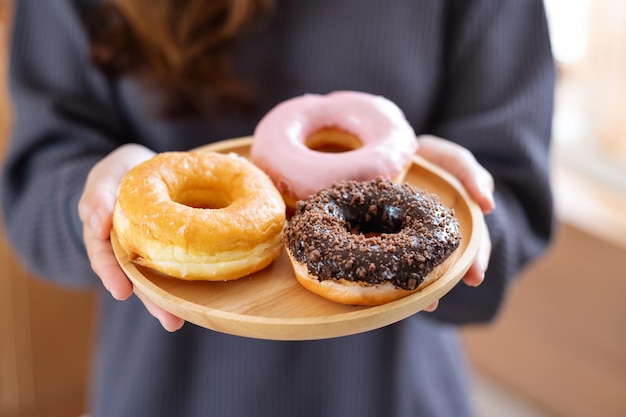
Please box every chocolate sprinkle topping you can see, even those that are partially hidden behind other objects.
[284,178,461,290]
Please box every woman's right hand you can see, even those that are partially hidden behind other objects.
[415,135,496,313]
[78,144,185,332]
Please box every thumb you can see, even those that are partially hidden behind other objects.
[78,144,155,238]
[416,135,495,214]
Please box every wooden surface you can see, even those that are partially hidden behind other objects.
[463,222,626,417]
[112,137,484,340]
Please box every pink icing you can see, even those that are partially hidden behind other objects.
[250,91,417,202]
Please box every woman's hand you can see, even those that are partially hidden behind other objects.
[416,135,495,312]
[78,144,185,332]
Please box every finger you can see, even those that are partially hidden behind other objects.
[135,289,185,332]
[78,144,155,239]
[78,167,120,239]
[416,135,495,214]
[462,261,485,288]
[462,221,491,287]
[78,191,116,240]
[83,226,133,300]
[423,300,439,312]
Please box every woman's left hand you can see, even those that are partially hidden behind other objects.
[415,135,495,312]
[78,144,186,331]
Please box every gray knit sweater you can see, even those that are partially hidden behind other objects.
[1,1,555,416]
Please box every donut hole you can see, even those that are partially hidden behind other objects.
[305,128,362,153]
[346,205,406,237]
[173,188,232,209]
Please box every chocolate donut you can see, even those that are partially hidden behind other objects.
[284,178,461,305]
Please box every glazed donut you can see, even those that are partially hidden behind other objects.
[251,91,417,210]
[284,178,461,306]
[113,151,286,280]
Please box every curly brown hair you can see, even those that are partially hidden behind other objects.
[88,0,274,117]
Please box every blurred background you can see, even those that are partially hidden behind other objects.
[1,1,625,416]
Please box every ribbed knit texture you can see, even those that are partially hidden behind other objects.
[1,1,555,416]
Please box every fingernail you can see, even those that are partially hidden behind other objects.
[480,184,495,211]
[473,272,485,287]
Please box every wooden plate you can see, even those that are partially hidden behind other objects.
[111,137,484,340]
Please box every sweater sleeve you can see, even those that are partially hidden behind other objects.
[1,0,127,288]
[426,0,556,324]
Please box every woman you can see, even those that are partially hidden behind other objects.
[1,0,555,416]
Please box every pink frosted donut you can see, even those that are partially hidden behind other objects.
[251,91,417,209]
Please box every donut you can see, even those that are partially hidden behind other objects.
[251,91,417,210]
[113,151,286,280]
[284,178,461,306]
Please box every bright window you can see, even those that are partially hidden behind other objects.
[546,0,626,191]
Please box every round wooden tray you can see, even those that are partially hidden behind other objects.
[111,137,484,340]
